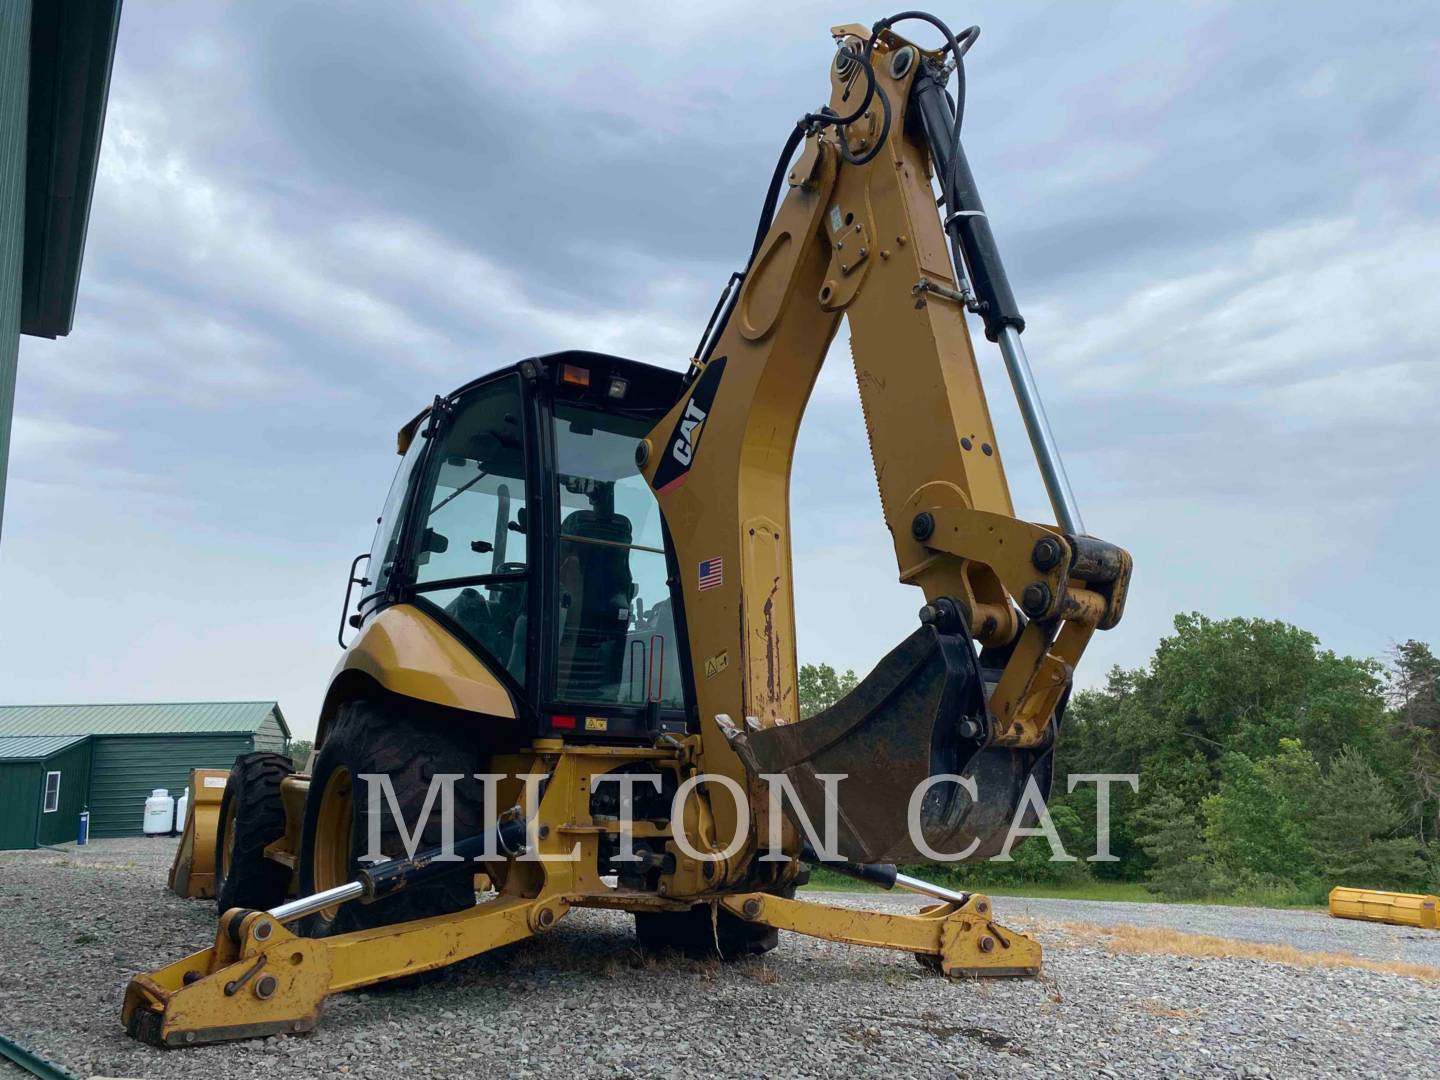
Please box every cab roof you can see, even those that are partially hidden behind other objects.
[396,351,684,454]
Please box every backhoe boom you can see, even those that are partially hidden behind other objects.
[640,20,1130,866]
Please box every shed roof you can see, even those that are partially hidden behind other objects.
[0,734,89,762]
[0,702,289,739]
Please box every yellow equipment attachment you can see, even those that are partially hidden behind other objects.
[167,769,230,900]
[1329,887,1439,930]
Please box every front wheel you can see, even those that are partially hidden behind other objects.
[298,698,482,937]
[214,752,295,913]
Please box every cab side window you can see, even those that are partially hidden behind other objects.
[552,404,683,708]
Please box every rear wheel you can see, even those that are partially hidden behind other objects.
[634,883,797,960]
[299,698,482,937]
[214,752,295,913]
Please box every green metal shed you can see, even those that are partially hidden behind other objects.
[0,701,290,843]
[0,733,92,848]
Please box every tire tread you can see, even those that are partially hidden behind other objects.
[215,751,295,913]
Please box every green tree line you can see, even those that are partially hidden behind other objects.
[799,615,1440,902]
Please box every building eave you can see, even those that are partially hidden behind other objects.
[19,0,121,339]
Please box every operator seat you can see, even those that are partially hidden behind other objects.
[556,510,635,699]
[486,565,528,682]
[444,587,492,646]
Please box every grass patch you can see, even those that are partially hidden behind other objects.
[802,867,887,892]
[803,871,1326,908]
[1056,921,1440,984]
[804,873,1159,903]
[986,881,1156,902]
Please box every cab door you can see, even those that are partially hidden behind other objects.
[393,373,537,696]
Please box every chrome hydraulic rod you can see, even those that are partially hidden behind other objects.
[996,325,1085,536]
[266,813,528,925]
[892,871,971,907]
[268,881,364,924]
[802,846,972,907]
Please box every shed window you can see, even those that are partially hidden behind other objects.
[43,771,61,813]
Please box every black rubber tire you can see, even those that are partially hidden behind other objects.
[634,884,796,960]
[214,751,295,913]
[298,698,482,938]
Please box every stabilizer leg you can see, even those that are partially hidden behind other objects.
[719,890,1041,978]
[123,895,563,1047]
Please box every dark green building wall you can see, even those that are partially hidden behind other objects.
[0,0,31,542]
[0,737,91,848]
[0,760,40,849]
[34,736,91,845]
[88,733,256,838]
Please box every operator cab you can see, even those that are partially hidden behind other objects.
[352,351,691,743]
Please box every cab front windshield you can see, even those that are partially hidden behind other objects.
[553,405,682,709]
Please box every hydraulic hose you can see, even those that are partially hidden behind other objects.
[701,11,973,367]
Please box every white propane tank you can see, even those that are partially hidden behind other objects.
[173,787,190,836]
[143,789,175,835]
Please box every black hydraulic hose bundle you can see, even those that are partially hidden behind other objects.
[693,10,1018,370]
[869,11,976,171]
[748,122,810,266]
[690,36,891,371]
[749,41,889,265]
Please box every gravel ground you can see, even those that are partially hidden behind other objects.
[1,839,1436,1079]
[984,894,1440,968]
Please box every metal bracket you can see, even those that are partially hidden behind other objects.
[912,274,983,313]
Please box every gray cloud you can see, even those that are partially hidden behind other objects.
[2,1,1436,732]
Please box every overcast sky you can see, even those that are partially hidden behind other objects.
[2,2,1437,736]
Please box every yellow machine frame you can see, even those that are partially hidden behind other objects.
[127,741,1037,1046]
[126,19,1133,1047]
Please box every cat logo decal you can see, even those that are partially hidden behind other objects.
[652,357,726,495]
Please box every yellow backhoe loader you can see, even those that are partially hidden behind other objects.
[128,12,1131,1047]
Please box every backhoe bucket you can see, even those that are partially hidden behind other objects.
[725,625,1051,864]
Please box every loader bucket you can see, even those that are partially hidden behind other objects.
[168,768,229,899]
[725,625,1052,864]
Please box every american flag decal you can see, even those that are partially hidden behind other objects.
[698,557,724,591]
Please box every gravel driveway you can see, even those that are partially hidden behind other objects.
[1,839,1435,1079]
